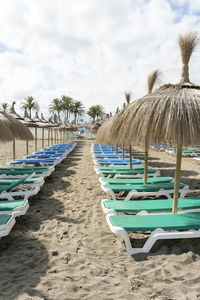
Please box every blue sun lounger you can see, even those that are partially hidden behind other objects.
[9,157,60,166]
[93,154,130,159]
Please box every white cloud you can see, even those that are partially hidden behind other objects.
[0,0,199,119]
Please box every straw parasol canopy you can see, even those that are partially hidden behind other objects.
[0,111,34,141]
[0,112,18,142]
[96,117,114,144]
[113,32,200,213]
[9,101,24,120]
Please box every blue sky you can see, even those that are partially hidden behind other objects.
[0,0,199,121]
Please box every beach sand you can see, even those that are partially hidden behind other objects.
[0,138,200,299]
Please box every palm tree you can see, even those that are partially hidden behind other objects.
[0,102,9,113]
[21,96,39,118]
[87,106,97,122]
[52,112,58,123]
[61,95,73,121]
[49,98,62,122]
[71,100,84,123]
[87,105,105,122]
[94,105,105,120]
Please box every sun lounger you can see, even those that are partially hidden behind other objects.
[101,182,189,200]
[166,149,200,156]
[100,176,173,185]
[0,176,40,200]
[93,154,130,159]
[93,159,142,166]
[95,168,160,178]
[0,166,54,178]
[9,157,61,166]
[0,199,29,217]
[106,211,200,255]
[0,176,45,188]
[0,214,16,237]
[102,197,200,214]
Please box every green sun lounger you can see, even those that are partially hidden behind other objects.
[0,214,16,237]
[0,176,40,200]
[106,211,200,255]
[0,199,29,217]
[0,166,54,177]
[95,168,160,178]
[95,166,145,171]
[102,197,200,214]
[0,177,44,187]
[102,182,189,200]
[100,176,173,185]
[166,149,200,156]
[0,166,53,170]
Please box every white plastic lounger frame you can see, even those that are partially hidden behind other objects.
[106,213,200,255]
[0,216,16,238]
[101,184,190,200]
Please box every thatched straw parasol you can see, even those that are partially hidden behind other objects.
[8,102,35,158]
[0,111,34,159]
[9,101,24,120]
[114,32,200,213]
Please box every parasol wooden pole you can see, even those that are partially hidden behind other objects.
[48,128,50,146]
[116,145,118,155]
[129,145,132,170]
[50,129,52,145]
[42,128,44,148]
[144,140,149,184]
[172,145,182,214]
[111,145,113,152]
[122,145,125,161]
[26,141,29,155]
[13,139,15,161]
[35,127,37,152]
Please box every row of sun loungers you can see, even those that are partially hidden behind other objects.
[151,143,200,158]
[92,143,200,255]
[0,142,76,239]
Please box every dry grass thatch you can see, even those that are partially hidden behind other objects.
[96,118,114,144]
[147,69,161,93]
[0,112,34,141]
[116,84,200,147]
[125,92,131,104]
[178,32,199,83]
[114,32,200,147]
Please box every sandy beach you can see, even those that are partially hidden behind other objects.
[0,138,200,300]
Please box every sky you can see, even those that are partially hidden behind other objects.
[0,0,200,121]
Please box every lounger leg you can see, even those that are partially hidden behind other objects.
[102,187,116,200]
